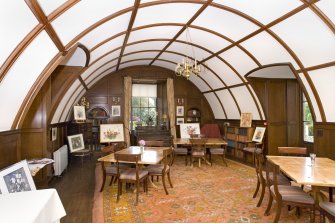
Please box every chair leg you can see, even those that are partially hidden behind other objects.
[135,182,139,205]
[273,201,282,223]
[264,192,273,216]
[209,153,212,166]
[329,187,333,202]
[167,172,173,188]
[162,174,169,195]
[257,181,265,207]
[109,176,114,186]
[253,178,260,198]
[222,154,228,167]
[198,158,201,167]
[100,165,106,192]
[117,181,121,203]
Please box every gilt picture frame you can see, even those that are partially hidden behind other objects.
[111,105,121,117]
[100,124,124,143]
[67,134,85,153]
[0,160,36,194]
[176,106,184,117]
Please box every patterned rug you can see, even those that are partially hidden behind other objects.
[94,157,322,223]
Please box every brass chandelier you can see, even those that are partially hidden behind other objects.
[175,26,202,80]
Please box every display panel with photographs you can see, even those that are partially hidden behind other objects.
[179,123,200,138]
[100,124,125,143]
[0,160,36,194]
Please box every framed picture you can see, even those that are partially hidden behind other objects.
[67,134,85,153]
[100,124,124,143]
[111,105,121,117]
[73,106,86,121]
[0,160,36,194]
[252,127,266,143]
[176,106,184,117]
[51,127,57,141]
[240,112,252,128]
[179,123,200,138]
[176,117,184,125]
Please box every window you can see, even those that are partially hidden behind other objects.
[131,84,157,130]
[303,94,313,142]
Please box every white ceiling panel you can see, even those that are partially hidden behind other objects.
[241,31,299,69]
[63,86,86,122]
[37,0,67,16]
[124,41,169,54]
[214,0,302,24]
[230,86,260,120]
[206,57,242,86]
[166,41,211,61]
[52,0,134,45]
[87,67,116,88]
[178,27,231,53]
[51,79,81,124]
[128,26,181,43]
[216,89,240,119]
[118,60,152,70]
[121,52,158,63]
[60,47,86,66]
[193,6,259,41]
[249,86,265,120]
[188,75,211,93]
[298,73,322,122]
[134,3,201,27]
[0,1,38,66]
[204,93,226,119]
[159,52,186,65]
[82,55,117,80]
[79,13,131,49]
[247,65,295,79]
[220,46,258,78]
[200,70,224,90]
[89,35,125,64]
[309,67,335,122]
[316,0,335,25]
[0,31,58,131]
[85,60,118,84]
[271,8,335,68]
[152,60,176,71]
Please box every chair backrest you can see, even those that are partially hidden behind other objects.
[189,137,207,150]
[163,147,174,168]
[254,150,264,176]
[115,153,141,180]
[141,140,165,147]
[278,147,307,156]
[265,160,282,202]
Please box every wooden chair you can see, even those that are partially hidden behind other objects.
[264,161,315,223]
[253,151,290,207]
[278,147,307,156]
[208,145,228,166]
[115,153,149,205]
[320,201,335,223]
[190,137,208,167]
[99,162,131,192]
[144,148,174,195]
[242,128,266,166]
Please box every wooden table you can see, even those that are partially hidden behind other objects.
[267,156,335,205]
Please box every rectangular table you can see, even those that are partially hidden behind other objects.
[267,156,335,205]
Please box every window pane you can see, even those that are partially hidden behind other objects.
[140,97,148,107]
[303,102,312,121]
[303,121,314,142]
[148,97,156,107]
[132,97,140,107]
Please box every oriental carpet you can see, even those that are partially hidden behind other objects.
[93,158,321,223]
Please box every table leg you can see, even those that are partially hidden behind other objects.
[309,186,327,208]
[148,176,158,188]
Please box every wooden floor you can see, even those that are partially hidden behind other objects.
[49,154,98,223]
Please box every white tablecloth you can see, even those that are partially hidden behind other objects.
[0,189,66,223]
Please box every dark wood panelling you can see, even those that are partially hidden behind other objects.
[0,130,21,169]
[314,123,335,160]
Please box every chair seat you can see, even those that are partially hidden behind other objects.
[209,148,225,154]
[320,201,335,216]
[72,149,91,156]
[192,150,205,156]
[262,171,291,185]
[270,185,314,204]
[105,166,117,174]
[144,165,170,174]
[243,147,262,153]
[174,147,188,155]
[120,169,148,180]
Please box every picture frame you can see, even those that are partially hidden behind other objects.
[176,117,184,125]
[180,123,200,138]
[100,124,124,143]
[51,127,57,141]
[240,112,252,128]
[0,160,36,194]
[73,105,86,121]
[111,105,121,117]
[67,134,85,153]
[176,106,184,117]
[252,127,266,143]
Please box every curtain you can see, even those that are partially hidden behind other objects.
[124,76,132,147]
[167,78,176,139]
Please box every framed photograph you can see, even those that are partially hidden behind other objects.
[100,124,124,143]
[73,106,86,121]
[179,123,200,138]
[111,105,121,117]
[240,112,252,128]
[252,127,266,143]
[0,160,36,194]
[176,117,184,125]
[67,134,85,153]
[51,127,57,141]
[176,106,184,117]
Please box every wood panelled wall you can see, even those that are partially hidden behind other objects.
[248,78,301,155]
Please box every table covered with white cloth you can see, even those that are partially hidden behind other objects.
[0,188,66,223]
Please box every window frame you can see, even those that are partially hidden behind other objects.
[302,94,314,143]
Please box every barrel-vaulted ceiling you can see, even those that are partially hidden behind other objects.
[0,0,335,131]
